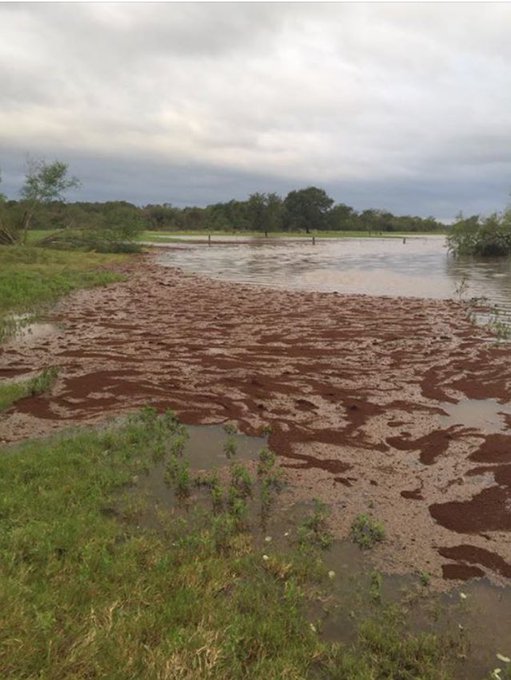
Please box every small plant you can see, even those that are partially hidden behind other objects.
[224,436,237,460]
[194,472,224,512]
[369,571,383,604]
[419,571,431,587]
[298,499,333,550]
[230,463,253,500]
[164,455,191,500]
[261,423,273,435]
[227,494,249,530]
[211,513,237,554]
[223,422,237,435]
[453,275,469,301]
[170,432,188,457]
[257,447,277,476]
[139,405,158,424]
[350,514,385,549]
[28,366,59,395]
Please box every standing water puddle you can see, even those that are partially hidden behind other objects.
[439,399,511,433]
[124,422,511,679]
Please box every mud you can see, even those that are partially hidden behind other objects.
[1,253,511,587]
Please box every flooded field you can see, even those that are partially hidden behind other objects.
[133,419,511,680]
[157,236,511,321]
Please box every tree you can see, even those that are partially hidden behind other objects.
[447,211,511,257]
[20,158,80,241]
[283,187,334,233]
[328,203,355,231]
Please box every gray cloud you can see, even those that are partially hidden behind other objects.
[1,3,510,219]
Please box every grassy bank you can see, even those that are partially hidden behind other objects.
[0,410,464,679]
[0,246,126,341]
[0,367,58,411]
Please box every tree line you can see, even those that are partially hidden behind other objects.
[1,161,443,246]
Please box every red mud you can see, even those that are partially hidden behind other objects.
[1,253,511,587]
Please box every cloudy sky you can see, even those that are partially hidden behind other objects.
[1,2,510,219]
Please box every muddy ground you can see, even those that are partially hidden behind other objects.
[1,252,511,588]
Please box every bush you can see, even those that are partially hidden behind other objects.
[447,210,511,257]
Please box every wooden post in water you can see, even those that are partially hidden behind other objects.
[208,233,211,247]
[312,236,316,245]
[402,237,406,244]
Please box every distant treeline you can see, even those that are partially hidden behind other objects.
[1,186,444,234]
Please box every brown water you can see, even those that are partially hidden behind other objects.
[439,398,511,434]
[157,236,511,323]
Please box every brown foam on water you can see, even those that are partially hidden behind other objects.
[2,253,511,586]
[439,544,511,579]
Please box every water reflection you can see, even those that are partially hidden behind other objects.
[157,236,511,316]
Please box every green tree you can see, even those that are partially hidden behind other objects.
[20,158,80,241]
[283,187,334,233]
[447,210,511,257]
[328,203,355,231]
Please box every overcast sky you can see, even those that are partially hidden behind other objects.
[1,2,510,220]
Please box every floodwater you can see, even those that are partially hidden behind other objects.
[157,236,511,320]
[128,422,511,680]
[439,398,511,434]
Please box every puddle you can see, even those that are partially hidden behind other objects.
[17,321,57,341]
[4,313,58,343]
[121,421,511,678]
[439,398,511,433]
[131,424,267,530]
[317,542,511,679]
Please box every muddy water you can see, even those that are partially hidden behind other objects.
[132,423,511,680]
[439,398,511,434]
[157,236,511,319]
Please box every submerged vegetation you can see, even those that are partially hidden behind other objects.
[447,209,511,257]
[0,410,466,679]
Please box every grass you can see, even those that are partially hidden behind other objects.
[0,410,464,679]
[0,245,126,341]
[0,367,58,411]
[350,514,386,549]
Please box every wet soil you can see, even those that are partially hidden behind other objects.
[1,253,511,587]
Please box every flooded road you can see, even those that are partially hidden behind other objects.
[157,236,511,320]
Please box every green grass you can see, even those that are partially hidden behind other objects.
[0,410,464,679]
[0,245,126,341]
[350,514,386,549]
[0,367,58,411]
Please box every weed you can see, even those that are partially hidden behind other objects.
[164,455,191,499]
[224,435,237,459]
[223,421,238,435]
[298,499,333,550]
[453,275,469,301]
[351,514,386,549]
[229,462,253,500]
[257,447,277,476]
[420,571,432,587]
[369,571,383,604]
[170,431,189,457]
[0,366,58,411]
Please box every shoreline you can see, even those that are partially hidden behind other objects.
[1,252,511,588]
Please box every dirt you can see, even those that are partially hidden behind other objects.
[1,252,511,588]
